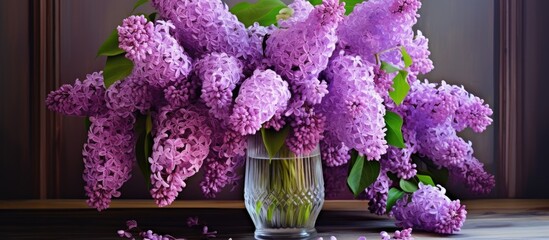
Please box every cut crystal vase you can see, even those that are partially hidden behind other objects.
[244,133,325,239]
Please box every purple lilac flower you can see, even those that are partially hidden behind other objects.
[404,80,493,132]
[292,76,329,105]
[321,53,388,160]
[149,105,212,207]
[118,16,193,89]
[266,0,344,84]
[229,69,291,136]
[195,52,243,120]
[246,23,276,72]
[379,126,418,179]
[321,131,350,167]
[163,75,201,108]
[150,0,252,62]
[278,0,314,28]
[381,145,417,180]
[82,112,136,211]
[449,156,496,194]
[406,31,434,75]
[286,104,326,154]
[106,75,152,117]
[380,228,414,240]
[415,124,472,168]
[337,0,421,63]
[46,71,107,117]
[200,154,243,198]
[365,172,392,215]
[117,15,155,62]
[391,183,467,234]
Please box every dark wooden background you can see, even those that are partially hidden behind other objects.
[1,0,547,200]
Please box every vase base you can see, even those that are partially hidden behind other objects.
[254,228,317,239]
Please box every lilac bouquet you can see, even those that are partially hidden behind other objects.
[46,0,494,234]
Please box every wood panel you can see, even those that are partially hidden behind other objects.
[0,0,38,199]
[521,0,549,198]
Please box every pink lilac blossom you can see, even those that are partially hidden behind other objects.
[162,75,200,108]
[449,156,495,194]
[46,71,107,117]
[106,75,153,117]
[150,0,252,62]
[381,145,417,180]
[117,15,155,62]
[229,69,291,135]
[278,0,314,28]
[405,31,434,75]
[391,184,467,234]
[266,0,344,84]
[415,124,472,168]
[404,80,493,132]
[83,112,136,211]
[149,106,212,207]
[337,0,421,63]
[380,228,414,240]
[320,131,350,167]
[365,171,392,215]
[293,76,329,105]
[286,104,326,154]
[246,23,276,71]
[321,53,388,160]
[200,154,243,198]
[195,52,243,120]
[118,16,193,89]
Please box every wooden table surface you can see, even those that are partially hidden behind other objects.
[1,200,549,239]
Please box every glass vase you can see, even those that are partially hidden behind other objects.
[244,133,325,239]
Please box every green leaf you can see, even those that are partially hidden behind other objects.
[386,187,406,213]
[347,155,381,198]
[85,117,92,131]
[401,46,413,68]
[103,54,134,89]
[429,167,449,186]
[341,0,364,15]
[147,12,157,22]
[381,61,400,74]
[308,0,363,15]
[97,29,124,57]
[261,125,291,159]
[389,70,410,105]
[132,0,149,12]
[230,0,287,27]
[308,0,322,5]
[135,114,153,188]
[417,174,436,186]
[384,111,405,148]
[399,179,418,193]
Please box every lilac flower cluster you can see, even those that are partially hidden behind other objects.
[391,184,467,234]
[46,71,107,117]
[365,172,392,215]
[266,0,344,84]
[149,106,212,207]
[337,0,421,64]
[150,0,252,63]
[321,53,387,161]
[278,0,314,28]
[83,112,136,211]
[229,69,291,135]
[195,52,243,120]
